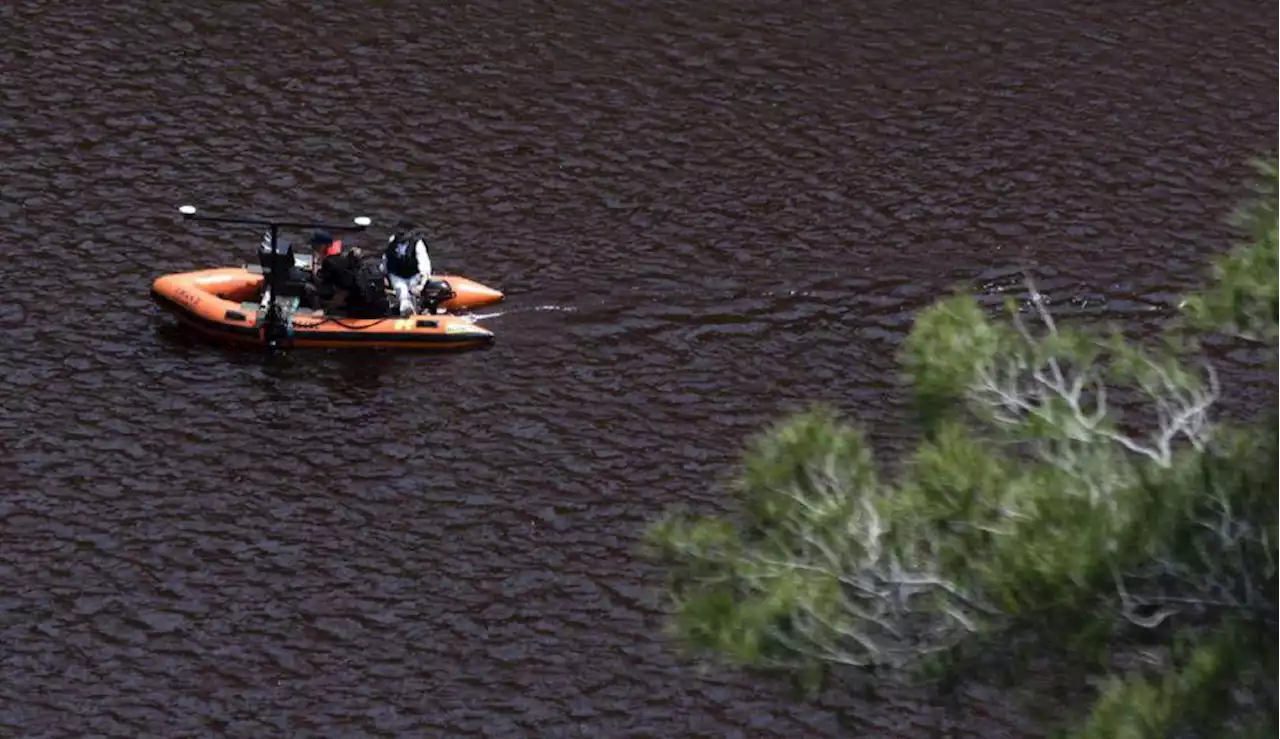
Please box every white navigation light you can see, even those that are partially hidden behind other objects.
[178,205,197,215]
[353,216,371,227]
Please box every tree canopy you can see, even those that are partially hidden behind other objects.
[643,155,1278,738]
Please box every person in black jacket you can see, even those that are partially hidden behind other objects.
[308,231,350,307]
[309,231,389,317]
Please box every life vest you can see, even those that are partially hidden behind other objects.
[384,238,421,278]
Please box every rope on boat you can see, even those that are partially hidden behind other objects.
[290,315,411,330]
[288,307,452,330]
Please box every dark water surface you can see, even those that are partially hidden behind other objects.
[2,0,1276,736]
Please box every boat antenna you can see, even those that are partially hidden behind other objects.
[176,204,373,349]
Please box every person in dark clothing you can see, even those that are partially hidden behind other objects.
[308,230,389,317]
[306,230,348,309]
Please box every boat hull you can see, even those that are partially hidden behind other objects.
[151,266,499,351]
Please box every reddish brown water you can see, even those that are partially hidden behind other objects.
[2,1,1276,736]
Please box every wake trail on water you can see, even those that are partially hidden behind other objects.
[461,304,579,322]
[460,277,1175,330]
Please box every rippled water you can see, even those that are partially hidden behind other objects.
[2,0,1276,736]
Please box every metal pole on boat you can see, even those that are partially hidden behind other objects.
[177,204,372,233]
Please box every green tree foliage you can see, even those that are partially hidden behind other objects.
[643,155,1278,737]
[1181,155,1279,346]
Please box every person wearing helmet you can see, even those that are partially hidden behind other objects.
[310,229,344,260]
[380,219,433,317]
[307,229,389,315]
[306,230,348,310]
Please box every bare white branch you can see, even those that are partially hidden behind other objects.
[663,275,1272,681]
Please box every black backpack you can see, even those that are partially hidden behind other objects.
[348,260,390,315]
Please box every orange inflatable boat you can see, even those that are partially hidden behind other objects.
[151,264,502,351]
[152,206,505,351]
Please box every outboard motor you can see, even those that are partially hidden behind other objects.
[419,278,456,315]
[258,232,309,348]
